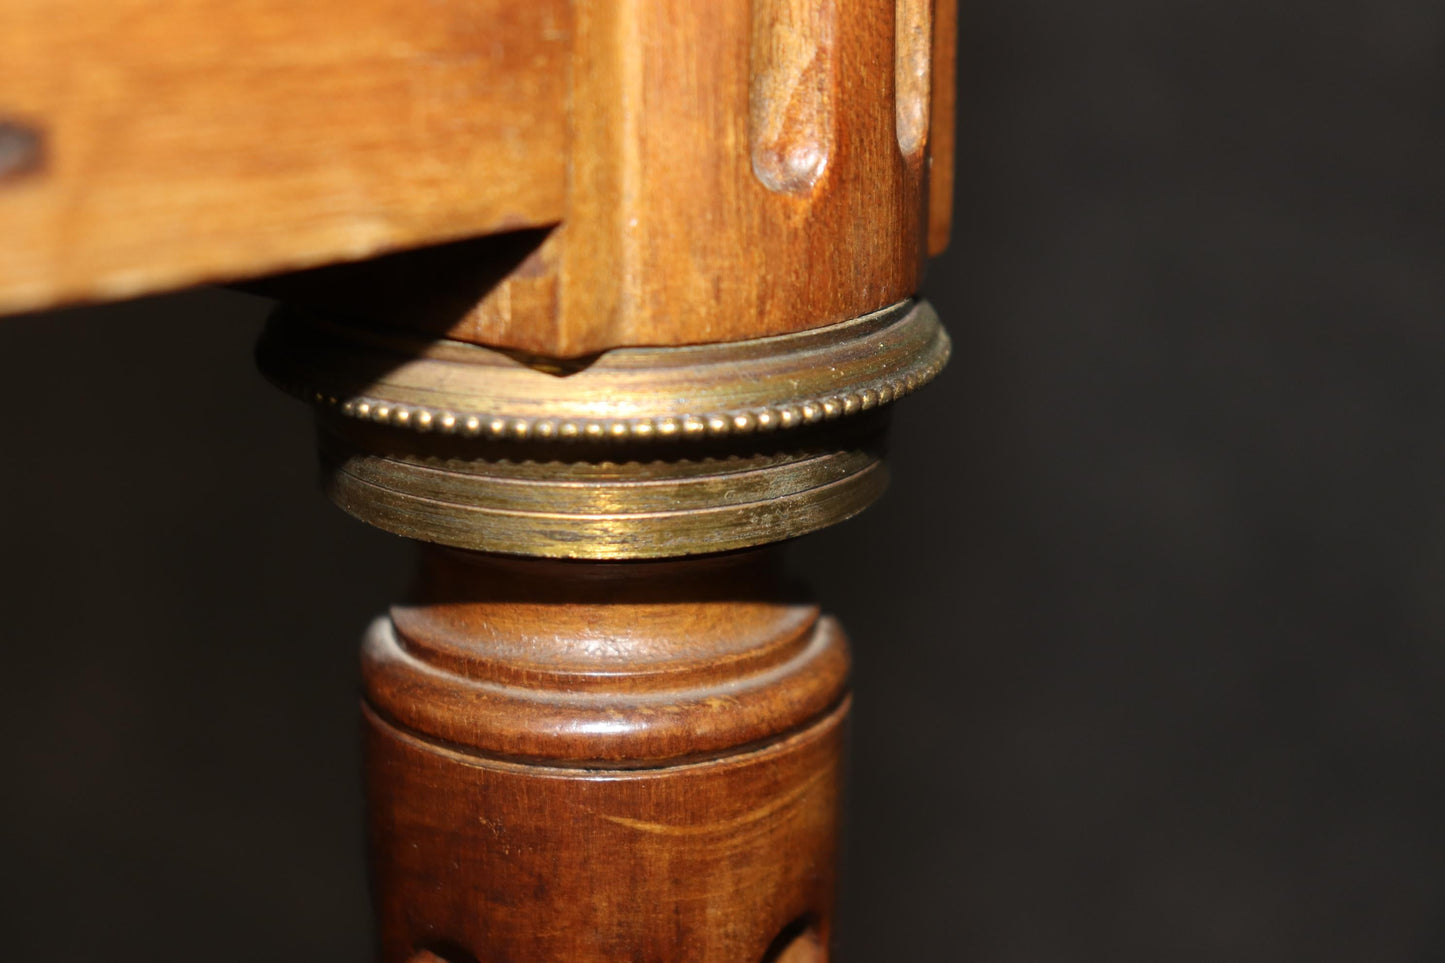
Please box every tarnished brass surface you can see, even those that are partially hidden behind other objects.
[258,299,947,558]
[257,299,948,442]
[318,415,889,558]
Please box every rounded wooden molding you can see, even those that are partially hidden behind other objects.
[366,548,851,768]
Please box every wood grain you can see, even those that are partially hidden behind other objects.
[368,706,843,963]
[749,0,837,195]
[541,0,930,355]
[2,0,956,359]
[364,546,848,960]
[314,0,940,357]
[0,0,567,315]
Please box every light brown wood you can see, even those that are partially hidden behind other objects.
[1,0,955,360]
[317,0,955,357]
[473,0,933,355]
[927,0,959,256]
[0,0,567,315]
[368,707,842,963]
[365,546,846,962]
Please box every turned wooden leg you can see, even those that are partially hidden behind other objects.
[257,297,948,960]
[3,0,958,954]
[246,2,958,956]
[366,547,845,961]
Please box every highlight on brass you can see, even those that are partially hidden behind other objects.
[749,0,838,193]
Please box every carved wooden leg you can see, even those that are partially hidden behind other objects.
[250,1,958,955]
[257,298,948,960]
[4,0,958,952]
[366,547,845,961]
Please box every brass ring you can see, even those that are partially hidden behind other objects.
[258,299,947,558]
[257,298,948,443]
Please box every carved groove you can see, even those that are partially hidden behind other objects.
[762,916,825,963]
[749,0,837,193]
[408,947,479,963]
[894,0,933,159]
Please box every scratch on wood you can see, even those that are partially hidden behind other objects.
[597,768,826,837]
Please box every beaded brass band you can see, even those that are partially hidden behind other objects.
[257,299,948,558]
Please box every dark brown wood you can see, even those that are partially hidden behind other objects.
[364,547,846,962]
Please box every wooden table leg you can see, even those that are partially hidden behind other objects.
[366,547,844,962]
[249,2,958,954]
[3,0,958,953]
[257,297,949,960]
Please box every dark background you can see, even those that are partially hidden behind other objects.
[3,1,1443,959]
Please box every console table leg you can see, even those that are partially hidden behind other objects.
[363,547,847,962]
